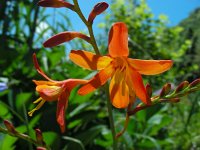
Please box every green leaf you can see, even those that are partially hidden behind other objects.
[0,101,12,119]
[43,131,60,149]
[77,125,105,145]
[63,136,85,150]
[0,125,27,150]
[15,92,32,114]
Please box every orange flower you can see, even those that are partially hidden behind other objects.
[28,53,87,132]
[69,22,173,109]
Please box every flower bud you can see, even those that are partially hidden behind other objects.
[37,147,46,150]
[35,129,45,145]
[4,120,17,134]
[160,83,171,97]
[189,78,200,88]
[88,2,109,24]
[38,0,74,10]
[175,81,189,93]
[43,32,91,48]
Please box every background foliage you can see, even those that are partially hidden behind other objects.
[0,0,200,149]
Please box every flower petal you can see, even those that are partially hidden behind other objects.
[128,59,173,75]
[109,70,129,108]
[43,32,91,48]
[33,80,58,86]
[38,0,74,10]
[62,79,88,92]
[78,64,114,95]
[108,22,129,57]
[33,53,56,82]
[128,68,150,105]
[36,85,62,101]
[69,50,113,70]
[56,90,69,133]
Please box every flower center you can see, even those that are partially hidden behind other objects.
[114,57,129,70]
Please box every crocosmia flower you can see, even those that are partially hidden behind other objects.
[28,53,87,132]
[69,22,173,109]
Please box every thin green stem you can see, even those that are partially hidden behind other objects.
[73,0,100,55]
[87,25,100,55]
[0,126,50,150]
[1,101,25,123]
[104,84,118,150]
[23,104,33,150]
[72,1,117,148]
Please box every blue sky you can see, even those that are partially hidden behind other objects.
[146,0,200,26]
[46,0,200,33]
[69,0,200,31]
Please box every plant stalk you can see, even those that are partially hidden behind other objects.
[72,1,117,148]
[73,0,100,55]
[0,126,50,150]
[104,84,118,150]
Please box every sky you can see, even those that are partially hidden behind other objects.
[146,0,200,26]
[43,0,200,54]
[46,0,200,35]
[67,0,200,32]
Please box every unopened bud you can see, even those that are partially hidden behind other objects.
[88,2,109,24]
[37,147,46,150]
[175,81,189,93]
[4,120,17,134]
[189,78,200,88]
[146,83,152,98]
[43,32,91,48]
[160,83,171,97]
[38,0,74,10]
[35,129,45,145]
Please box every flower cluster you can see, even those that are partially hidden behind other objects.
[28,0,199,137]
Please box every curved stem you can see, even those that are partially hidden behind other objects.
[104,84,118,150]
[72,1,117,148]
[73,0,100,55]
[0,126,50,150]
[73,0,88,25]
[87,25,100,55]
[1,101,26,123]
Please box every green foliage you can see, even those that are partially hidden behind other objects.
[176,8,200,81]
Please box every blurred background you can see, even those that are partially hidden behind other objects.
[0,0,200,149]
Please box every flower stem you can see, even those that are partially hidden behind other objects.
[87,25,100,55]
[72,1,117,148]
[0,125,50,150]
[73,0,100,55]
[104,84,118,150]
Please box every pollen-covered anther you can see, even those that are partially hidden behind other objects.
[28,97,46,117]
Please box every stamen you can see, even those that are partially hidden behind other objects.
[33,97,43,104]
[28,98,46,117]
